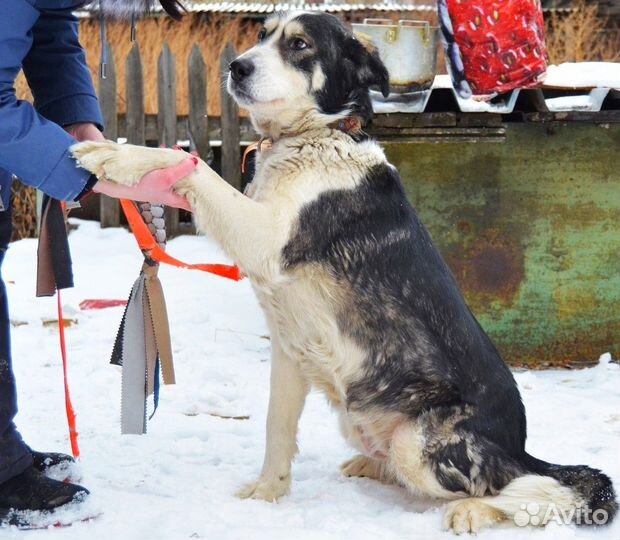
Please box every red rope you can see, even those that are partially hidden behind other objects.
[56,289,80,458]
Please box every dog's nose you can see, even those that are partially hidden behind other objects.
[229,59,255,82]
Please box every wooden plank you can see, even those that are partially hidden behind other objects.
[157,43,180,236]
[188,45,209,159]
[374,112,457,129]
[117,114,257,143]
[456,113,503,127]
[98,42,120,228]
[185,45,207,236]
[116,110,620,147]
[126,43,145,146]
[220,43,241,190]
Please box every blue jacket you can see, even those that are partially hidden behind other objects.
[0,0,104,210]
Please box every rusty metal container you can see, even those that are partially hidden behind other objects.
[352,19,439,93]
[381,121,620,367]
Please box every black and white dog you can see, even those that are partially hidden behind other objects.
[73,12,617,533]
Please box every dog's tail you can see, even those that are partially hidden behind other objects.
[523,454,617,525]
[480,454,617,527]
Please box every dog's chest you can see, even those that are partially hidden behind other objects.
[244,134,386,404]
[254,272,362,406]
[247,135,384,205]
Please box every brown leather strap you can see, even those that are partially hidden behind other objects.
[36,201,55,297]
[144,265,175,385]
[36,197,74,297]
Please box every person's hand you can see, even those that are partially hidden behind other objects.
[66,124,194,211]
[65,122,106,143]
[91,157,196,211]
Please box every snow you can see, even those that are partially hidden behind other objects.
[543,62,620,90]
[544,88,611,113]
[2,219,619,539]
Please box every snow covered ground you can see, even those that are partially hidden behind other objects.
[2,219,619,539]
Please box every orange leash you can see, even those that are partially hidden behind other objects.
[119,199,244,281]
[57,289,80,458]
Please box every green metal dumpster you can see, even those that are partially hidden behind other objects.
[371,105,620,367]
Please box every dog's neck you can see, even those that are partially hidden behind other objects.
[250,107,362,143]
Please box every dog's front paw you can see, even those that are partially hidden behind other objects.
[443,498,504,534]
[71,141,187,187]
[70,141,121,183]
[235,474,291,502]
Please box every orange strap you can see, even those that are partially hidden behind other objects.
[241,142,259,174]
[57,289,80,458]
[241,139,273,174]
[120,199,244,281]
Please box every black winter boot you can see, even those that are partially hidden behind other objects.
[0,466,88,512]
[30,449,75,474]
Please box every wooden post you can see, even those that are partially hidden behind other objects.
[220,43,241,191]
[185,45,208,235]
[98,42,120,228]
[188,45,209,159]
[126,43,145,146]
[157,43,179,236]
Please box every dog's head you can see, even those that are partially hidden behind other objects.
[227,12,389,136]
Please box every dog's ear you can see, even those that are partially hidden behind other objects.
[345,36,390,98]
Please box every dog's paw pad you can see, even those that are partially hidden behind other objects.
[443,499,504,534]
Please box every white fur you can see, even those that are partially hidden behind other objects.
[443,475,584,533]
[443,498,505,534]
[481,475,584,523]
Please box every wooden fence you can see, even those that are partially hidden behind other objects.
[97,41,245,235]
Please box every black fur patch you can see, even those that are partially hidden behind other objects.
[283,162,525,452]
[272,13,389,124]
[524,454,618,524]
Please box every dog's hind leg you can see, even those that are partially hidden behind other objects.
[340,455,395,484]
[237,338,309,502]
[387,407,529,534]
[442,475,584,533]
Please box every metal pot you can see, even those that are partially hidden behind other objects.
[352,19,439,94]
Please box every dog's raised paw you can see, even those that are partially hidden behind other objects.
[235,475,290,502]
[71,141,125,182]
[71,141,187,187]
[443,498,504,534]
[340,455,384,481]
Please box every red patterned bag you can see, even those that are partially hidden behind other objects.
[438,0,548,98]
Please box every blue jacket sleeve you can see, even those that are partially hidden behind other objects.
[22,3,103,129]
[0,0,102,203]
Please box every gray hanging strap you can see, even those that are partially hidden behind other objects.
[120,275,147,435]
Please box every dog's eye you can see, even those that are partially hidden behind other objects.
[291,38,308,51]
[257,28,267,42]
